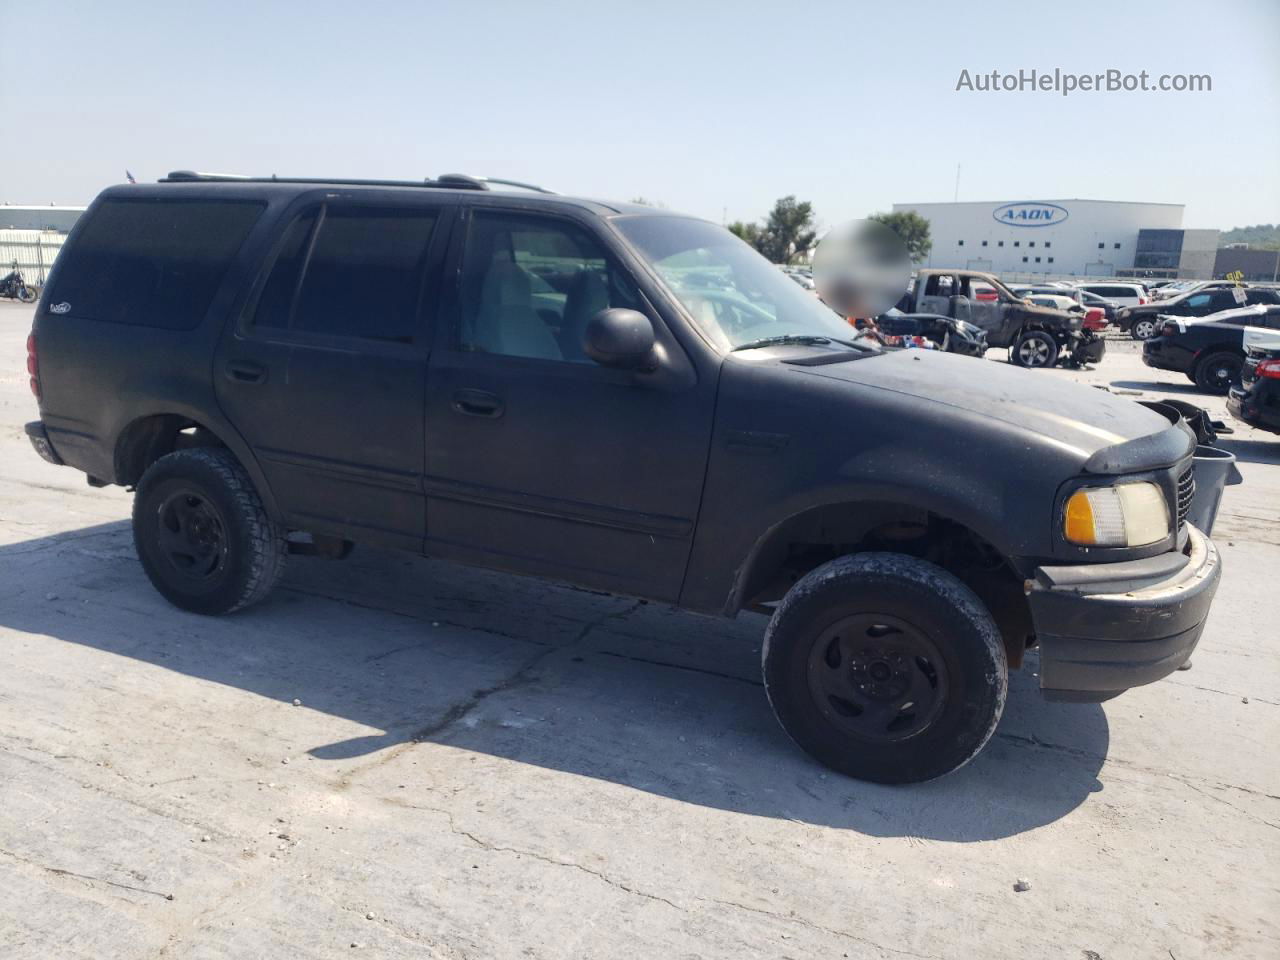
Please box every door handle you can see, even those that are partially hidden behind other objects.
[452,388,504,418]
[224,361,267,385]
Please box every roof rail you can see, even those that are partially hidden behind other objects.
[160,170,556,194]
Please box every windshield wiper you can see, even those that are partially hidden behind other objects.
[732,335,833,352]
[732,334,877,353]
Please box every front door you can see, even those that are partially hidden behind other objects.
[215,197,451,552]
[422,207,714,600]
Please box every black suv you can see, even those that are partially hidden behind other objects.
[1120,285,1280,340]
[26,172,1222,783]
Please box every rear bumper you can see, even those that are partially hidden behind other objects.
[1027,525,1220,702]
[25,420,63,466]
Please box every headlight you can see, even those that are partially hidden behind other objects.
[1063,481,1170,547]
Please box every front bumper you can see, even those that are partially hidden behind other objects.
[1074,335,1106,364]
[1027,524,1220,702]
[1141,338,1182,373]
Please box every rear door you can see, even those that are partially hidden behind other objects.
[1243,306,1280,350]
[215,195,453,551]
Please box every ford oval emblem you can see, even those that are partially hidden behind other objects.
[992,202,1069,228]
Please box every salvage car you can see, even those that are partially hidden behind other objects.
[901,270,1104,369]
[1227,345,1280,435]
[1142,304,1280,394]
[869,307,987,356]
[26,171,1221,784]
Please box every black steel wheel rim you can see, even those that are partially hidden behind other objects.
[1207,360,1239,391]
[155,488,228,581]
[806,613,949,743]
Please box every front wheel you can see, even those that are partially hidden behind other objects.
[1011,329,1059,368]
[1193,351,1243,395]
[762,553,1008,784]
[16,285,37,304]
[133,447,287,615]
[1131,318,1156,340]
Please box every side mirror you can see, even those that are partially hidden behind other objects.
[583,308,657,370]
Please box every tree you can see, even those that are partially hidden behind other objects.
[729,196,818,264]
[868,210,932,263]
[761,196,817,264]
[727,220,763,248]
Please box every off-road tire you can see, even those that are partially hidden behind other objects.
[133,447,286,615]
[1011,329,1059,369]
[1193,350,1243,395]
[763,553,1008,784]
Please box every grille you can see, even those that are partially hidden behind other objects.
[1176,465,1195,531]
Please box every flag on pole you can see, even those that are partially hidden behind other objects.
[125,170,137,184]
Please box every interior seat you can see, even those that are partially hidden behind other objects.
[475,260,562,361]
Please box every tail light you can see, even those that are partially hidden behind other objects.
[1138,297,1147,305]
[26,332,40,399]
[1257,359,1280,380]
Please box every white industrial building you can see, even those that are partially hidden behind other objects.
[891,198,1219,280]
[0,205,86,287]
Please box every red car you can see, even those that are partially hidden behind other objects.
[1082,307,1108,332]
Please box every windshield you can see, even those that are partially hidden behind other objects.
[614,215,860,351]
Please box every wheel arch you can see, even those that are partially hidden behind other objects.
[730,498,1034,669]
[112,412,281,520]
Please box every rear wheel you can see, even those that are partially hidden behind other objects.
[1193,351,1243,395]
[17,285,36,304]
[1131,318,1156,340]
[133,448,286,615]
[1011,329,1059,368]
[762,553,1008,784]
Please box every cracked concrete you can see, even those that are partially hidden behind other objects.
[2,303,1278,958]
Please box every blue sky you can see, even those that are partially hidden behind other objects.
[1,0,1276,231]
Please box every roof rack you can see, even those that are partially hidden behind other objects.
[160,170,556,194]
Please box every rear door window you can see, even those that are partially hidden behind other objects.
[50,198,264,329]
[249,204,438,344]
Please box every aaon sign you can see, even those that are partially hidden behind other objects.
[992,202,1069,228]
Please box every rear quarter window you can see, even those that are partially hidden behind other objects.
[49,197,264,329]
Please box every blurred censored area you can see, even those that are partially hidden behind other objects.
[812,220,912,318]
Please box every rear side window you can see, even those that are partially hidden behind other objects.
[250,205,437,343]
[50,198,264,329]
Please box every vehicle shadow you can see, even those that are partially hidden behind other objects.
[1109,378,1208,396]
[0,519,1110,842]
[1216,436,1280,464]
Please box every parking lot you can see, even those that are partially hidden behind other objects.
[1,298,1277,958]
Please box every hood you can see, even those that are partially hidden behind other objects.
[791,349,1190,466]
[1020,302,1082,329]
